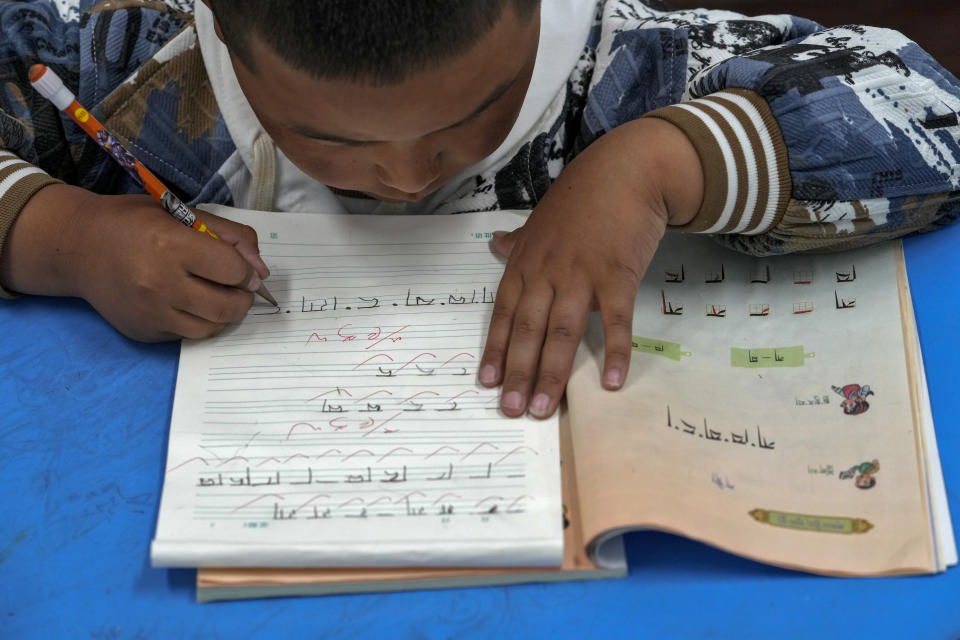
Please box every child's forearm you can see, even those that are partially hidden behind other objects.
[604,117,704,229]
[0,182,95,298]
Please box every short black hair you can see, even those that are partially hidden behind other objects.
[208,0,540,86]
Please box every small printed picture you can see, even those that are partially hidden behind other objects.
[832,383,873,415]
[839,460,880,490]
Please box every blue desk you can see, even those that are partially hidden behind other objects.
[2,223,958,639]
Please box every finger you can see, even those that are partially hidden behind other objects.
[596,286,637,391]
[479,272,523,388]
[490,229,519,259]
[179,233,262,293]
[171,276,254,325]
[198,213,271,279]
[499,285,554,417]
[168,308,229,340]
[527,289,592,419]
[115,326,180,343]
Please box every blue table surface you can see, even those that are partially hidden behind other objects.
[2,222,958,640]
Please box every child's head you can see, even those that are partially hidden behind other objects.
[204,0,541,202]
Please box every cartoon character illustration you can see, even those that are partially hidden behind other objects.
[96,129,143,186]
[839,459,879,489]
[832,383,873,415]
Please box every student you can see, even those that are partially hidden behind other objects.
[0,0,957,420]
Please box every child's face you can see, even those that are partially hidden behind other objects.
[229,8,540,202]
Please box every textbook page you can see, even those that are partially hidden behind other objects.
[566,236,946,576]
[151,207,562,568]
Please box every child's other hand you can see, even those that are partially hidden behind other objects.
[478,118,703,418]
[1,185,269,341]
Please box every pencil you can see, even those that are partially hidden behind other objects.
[28,64,278,308]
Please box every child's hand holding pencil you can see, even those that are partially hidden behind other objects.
[1,64,277,341]
[2,183,269,341]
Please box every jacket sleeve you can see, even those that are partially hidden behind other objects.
[583,2,960,255]
[0,0,192,297]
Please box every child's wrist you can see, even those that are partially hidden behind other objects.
[1,183,103,299]
[617,117,704,228]
[577,117,704,232]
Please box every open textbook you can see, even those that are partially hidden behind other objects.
[148,206,955,601]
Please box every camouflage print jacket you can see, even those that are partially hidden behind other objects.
[1,0,959,297]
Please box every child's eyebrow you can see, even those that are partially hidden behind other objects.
[287,75,519,144]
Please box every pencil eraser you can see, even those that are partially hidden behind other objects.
[29,64,75,110]
[29,64,46,83]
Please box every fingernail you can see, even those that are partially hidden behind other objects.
[479,364,497,385]
[492,230,507,239]
[529,393,550,417]
[603,368,623,389]
[501,391,525,412]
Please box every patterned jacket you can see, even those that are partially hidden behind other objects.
[1,0,958,298]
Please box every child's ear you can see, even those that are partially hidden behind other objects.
[199,0,227,43]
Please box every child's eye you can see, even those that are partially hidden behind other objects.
[314,138,375,148]
[453,110,484,129]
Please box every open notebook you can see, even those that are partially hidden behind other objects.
[149,206,955,601]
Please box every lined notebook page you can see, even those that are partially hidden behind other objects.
[151,207,562,568]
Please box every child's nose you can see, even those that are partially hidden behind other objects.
[374,143,441,197]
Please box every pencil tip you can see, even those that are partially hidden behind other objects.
[256,283,279,308]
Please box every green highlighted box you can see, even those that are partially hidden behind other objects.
[631,336,691,361]
[731,345,814,368]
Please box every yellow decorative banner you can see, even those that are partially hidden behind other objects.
[749,508,873,534]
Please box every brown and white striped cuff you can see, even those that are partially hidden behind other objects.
[0,149,62,298]
[645,89,791,235]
